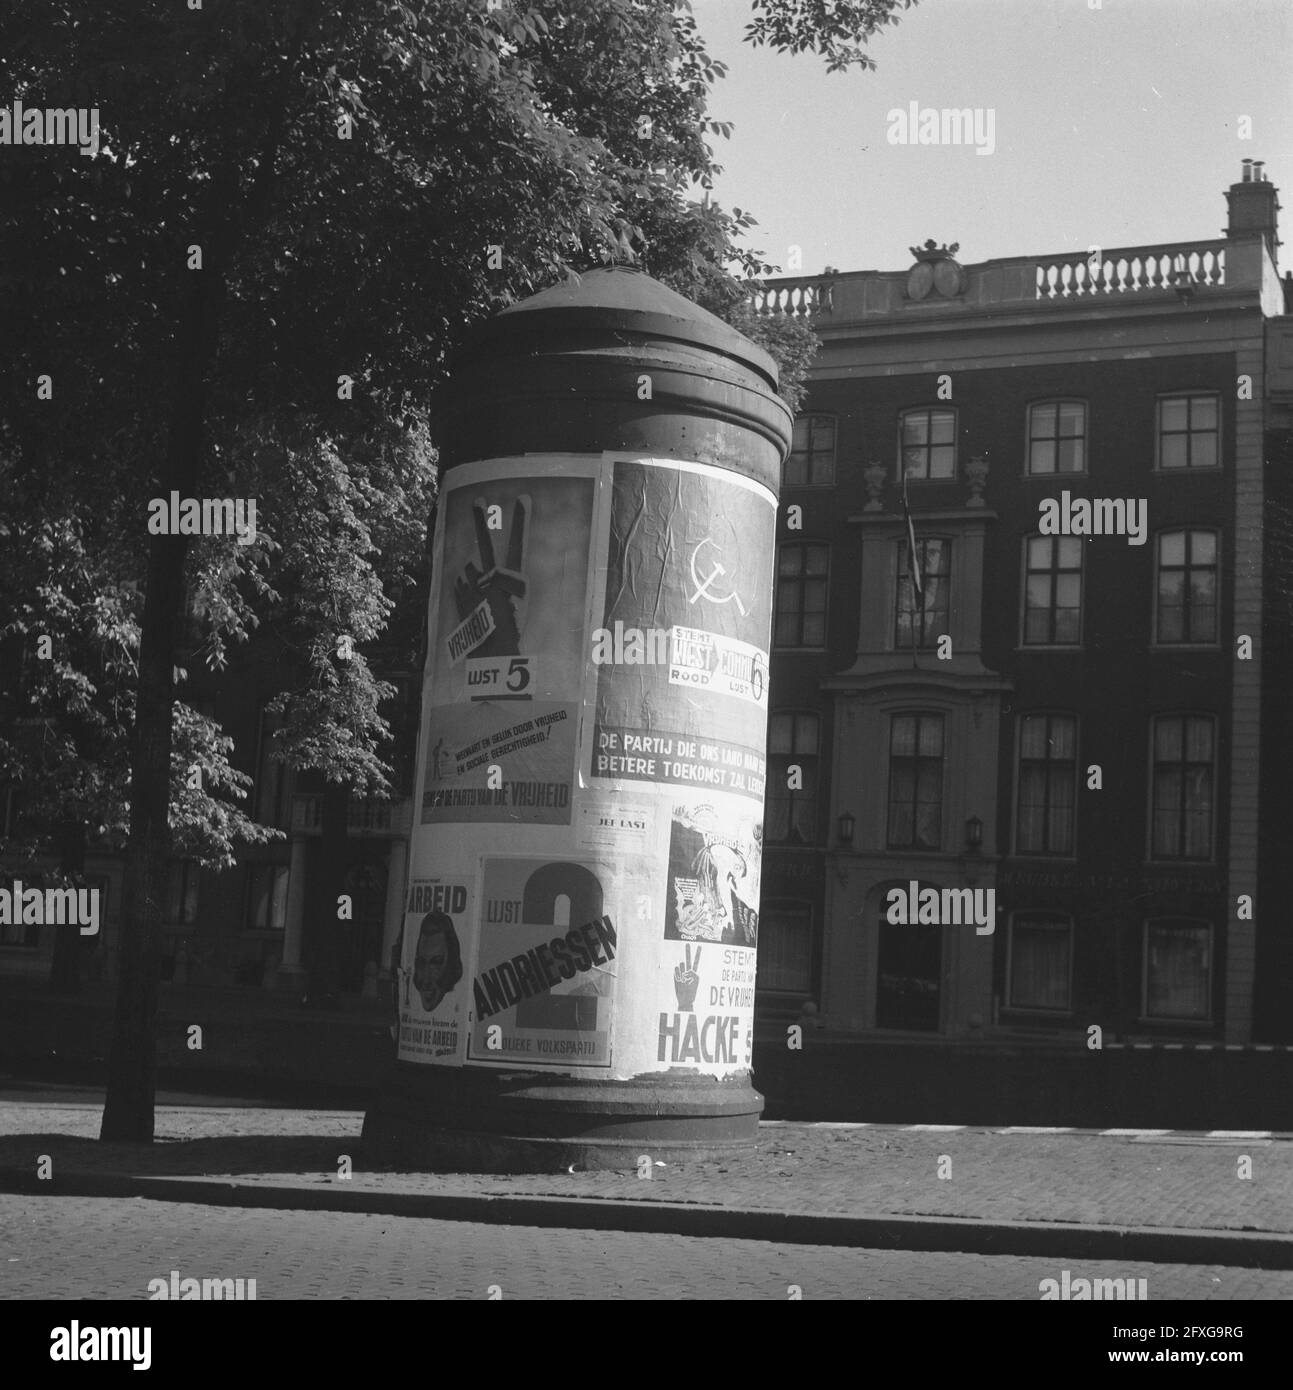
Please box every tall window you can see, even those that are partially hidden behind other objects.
[1144,919,1211,1021]
[1150,715,1215,861]
[1008,914,1073,1011]
[766,712,819,844]
[1156,530,1218,644]
[1016,713,1077,855]
[1022,535,1082,646]
[775,544,829,648]
[248,864,291,931]
[1027,401,1086,475]
[900,408,956,480]
[756,901,814,993]
[786,415,836,487]
[1157,394,1219,470]
[887,713,944,851]
[166,860,201,926]
[895,538,951,649]
[255,707,289,827]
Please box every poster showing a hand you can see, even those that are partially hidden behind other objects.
[430,469,594,706]
[419,464,596,825]
[673,944,702,1011]
[451,495,529,661]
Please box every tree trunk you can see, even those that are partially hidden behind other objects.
[99,528,188,1141]
[48,819,87,995]
[99,253,222,1142]
[98,7,320,1142]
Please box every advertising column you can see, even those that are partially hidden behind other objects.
[396,452,773,1085]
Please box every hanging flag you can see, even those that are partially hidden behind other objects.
[902,468,922,598]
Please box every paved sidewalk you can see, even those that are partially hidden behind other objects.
[2,1098,1291,1267]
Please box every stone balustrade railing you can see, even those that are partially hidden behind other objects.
[749,276,834,318]
[1034,241,1227,299]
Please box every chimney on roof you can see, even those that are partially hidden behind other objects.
[1226,159,1280,265]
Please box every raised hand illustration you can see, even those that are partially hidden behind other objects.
[673,943,701,1012]
[453,494,529,658]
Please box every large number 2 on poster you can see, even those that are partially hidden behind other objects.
[521,862,604,929]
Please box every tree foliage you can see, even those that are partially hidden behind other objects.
[0,0,914,1137]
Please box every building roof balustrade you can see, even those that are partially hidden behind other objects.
[749,234,1280,327]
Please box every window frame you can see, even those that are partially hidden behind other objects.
[785,413,838,488]
[897,406,958,482]
[774,542,830,650]
[165,859,201,928]
[1004,912,1075,1014]
[254,705,290,828]
[1141,917,1213,1024]
[247,862,291,933]
[885,710,946,852]
[1146,713,1218,864]
[1024,399,1088,477]
[755,898,817,995]
[765,710,822,846]
[1154,392,1221,473]
[1152,528,1221,649]
[1013,712,1079,858]
[1020,532,1084,649]
[894,535,952,651]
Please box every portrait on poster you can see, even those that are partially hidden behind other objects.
[397,879,468,1062]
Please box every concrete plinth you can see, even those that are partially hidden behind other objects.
[361,1063,764,1172]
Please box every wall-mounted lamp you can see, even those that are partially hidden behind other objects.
[965,815,983,852]
[838,810,856,847]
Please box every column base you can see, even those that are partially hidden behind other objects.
[361,1063,764,1173]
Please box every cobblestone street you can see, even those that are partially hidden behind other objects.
[4,1195,1291,1301]
[2,1099,1289,1235]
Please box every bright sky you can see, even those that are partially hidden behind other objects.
[690,0,1293,275]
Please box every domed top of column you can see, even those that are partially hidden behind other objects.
[457,264,781,392]
[436,265,791,489]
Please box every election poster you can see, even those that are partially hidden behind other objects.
[400,453,776,1080]
[657,936,757,1072]
[592,459,774,811]
[467,857,617,1068]
[417,467,595,826]
[419,700,577,825]
[397,877,470,1062]
[662,798,762,947]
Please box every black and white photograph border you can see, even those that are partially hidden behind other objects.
[0,0,1290,1353]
